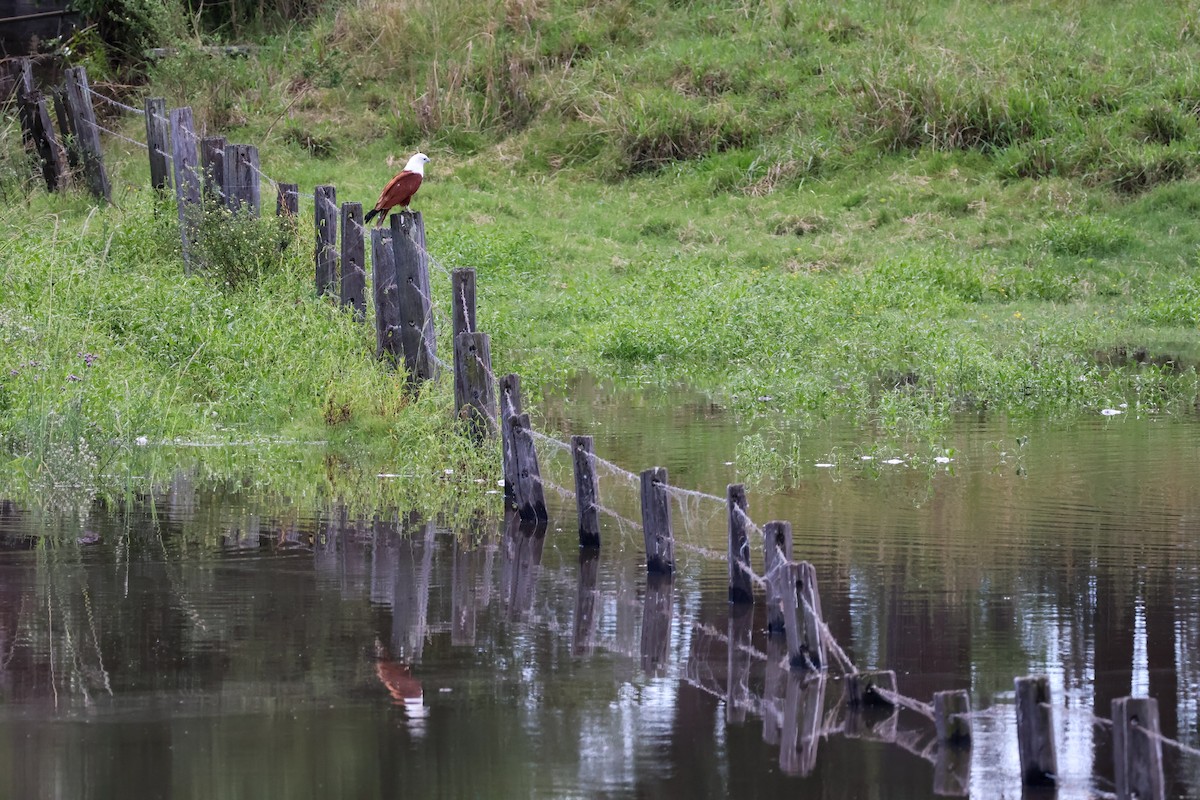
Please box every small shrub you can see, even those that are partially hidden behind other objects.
[192,205,289,291]
[1038,216,1134,257]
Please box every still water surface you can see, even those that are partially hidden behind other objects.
[1,384,1199,799]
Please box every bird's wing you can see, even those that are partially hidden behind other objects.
[375,171,423,210]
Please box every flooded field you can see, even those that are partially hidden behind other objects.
[1,383,1199,798]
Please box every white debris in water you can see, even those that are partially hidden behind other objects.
[934,456,953,464]
[135,435,149,446]
[815,463,835,468]
[883,458,905,465]
[1101,408,1123,416]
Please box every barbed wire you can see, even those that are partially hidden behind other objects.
[85,86,145,116]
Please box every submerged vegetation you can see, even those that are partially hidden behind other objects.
[4,0,1200,505]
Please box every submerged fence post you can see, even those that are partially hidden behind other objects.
[62,67,111,202]
[372,227,402,365]
[934,689,972,744]
[340,202,366,318]
[144,97,171,193]
[392,211,438,384]
[201,135,225,203]
[223,144,259,216]
[795,561,825,671]
[451,268,476,338]
[315,184,338,296]
[1112,697,1165,800]
[453,331,496,440]
[169,107,201,272]
[763,521,793,635]
[572,435,601,548]
[499,374,523,507]
[1014,675,1057,786]
[639,467,674,574]
[727,484,753,604]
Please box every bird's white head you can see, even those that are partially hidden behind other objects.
[404,152,431,176]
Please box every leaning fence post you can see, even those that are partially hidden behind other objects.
[340,202,366,318]
[572,435,601,548]
[794,561,825,670]
[314,184,338,296]
[1014,675,1057,786]
[499,374,523,507]
[372,228,401,364]
[223,144,259,217]
[201,135,225,203]
[169,107,201,272]
[508,412,548,522]
[639,467,674,574]
[1112,696,1165,800]
[451,268,477,337]
[934,689,972,744]
[727,484,753,604]
[144,97,171,193]
[14,59,65,191]
[763,520,793,635]
[453,331,496,440]
[392,211,438,384]
[62,67,111,202]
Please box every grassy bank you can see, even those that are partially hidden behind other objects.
[4,0,1200,504]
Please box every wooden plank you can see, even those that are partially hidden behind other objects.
[453,332,497,441]
[763,520,793,635]
[169,107,201,271]
[143,97,171,193]
[200,135,225,203]
[727,484,753,604]
[371,228,401,365]
[222,144,260,216]
[1112,696,1165,800]
[314,184,338,296]
[451,268,477,338]
[639,467,674,574]
[340,202,366,318]
[572,435,601,547]
[391,211,438,384]
[1014,675,1057,786]
[62,67,110,202]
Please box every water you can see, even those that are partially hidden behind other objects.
[2,382,1200,799]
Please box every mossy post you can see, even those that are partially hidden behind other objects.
[451,268,476,337]
[169,107,201,272]
[763,521,793,635]
[314,184,338,296]
[371,228,401,365]
[727,484,753,604]
[340,202,366,319]
[1014,675,1057,786]
[572,435,601,547]
[1112,697,1164,800]
[507,412,548,522]
[144,97,171,193]
[639,467,674,574]
[453,331,496,440]
[223,144,260,217]
[392,211,438,384]
[499,374,523,507]
[201,135,225,203]
[62,67,110,202]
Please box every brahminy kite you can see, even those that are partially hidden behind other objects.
[364,152,430,227]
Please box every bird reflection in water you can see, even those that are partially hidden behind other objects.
[374,638,428,735]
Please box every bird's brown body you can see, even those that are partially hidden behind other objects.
[364,170,423,226]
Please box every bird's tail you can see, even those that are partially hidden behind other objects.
[364,208,380,225]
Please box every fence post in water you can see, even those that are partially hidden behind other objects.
[144,97,171,193]
[451,268,476,337]
[1014,675,1057,786]
[934,690,972,744]
[508,413,548,522]
[779,673,827,777]
[727,484,754,604]
[314,184,338,296]
[639,467,674,574]
[572,435,601,547]
[795,561,825,670]
[453,331,497,440]
[847,670,897,707]
[763,521,793,635]
[372,228,402,364]
[62,67,111,202]
[1112,697,1164,800]
[392,212,438,384]
[169,107,201,272]
[222,144,259,216]
[200,135,225,203]
[499,374,523,507]
[727,604,753,723]
[340,202,366,318]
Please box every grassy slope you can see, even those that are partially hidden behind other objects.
[4,0,1200,501]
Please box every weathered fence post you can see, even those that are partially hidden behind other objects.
[451,268,476,337]
[453,331,497,440]
[222,144,259,216]
[934,690,972,744]
[727,484,753,604]
[763,520,793,635]
[372,228,401,364]
[14,60,66,191]
[200,135,225,203]
[499,374,523,507]
[276,182,299,219]
[169,107,201,271]
[639,467,674,574]
[314,184,338,296]
[847,670,897,707]
[62,67,111,202]
[508,413,548,522]
[1112,696,1165,800]
[51,87,79,174]
[392,212,438,383]
[762,637,787,745]
[340,202,366,318]
[795,561,825,671]
[144,97,171,193]
[572,435,601,547]
[779,673,827,777]
[1014,675,1057,786]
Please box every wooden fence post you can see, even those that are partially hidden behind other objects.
[572,435,601,547]
[200,135,225,203]
[340,202,366,318]
[639,467,674,574]
[51,87,79,174]
[222,144,259,216]
[1014,675,1057,786]
[277,182,299,219]
[391,211,438,384]
[14,60,66,192]
[847,670,897,707]
[795,561,825,671]
[727,484,753,604]
[499,374,523,507]
[451,267,476,337]
[372,228,401,364]
[508,413,548,522]
[314,184,338,296]
[62,67,111,202]
[779,673,826,777]
[763,521,793,635]
[453,331,497,440]
[1112,697,1165,800]
[169,107,201,272]
[934,689,972,744]
[144,97,171,193]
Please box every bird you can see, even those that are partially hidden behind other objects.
[364,152,430,227]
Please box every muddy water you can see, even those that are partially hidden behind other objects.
[1,382,1199,799]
